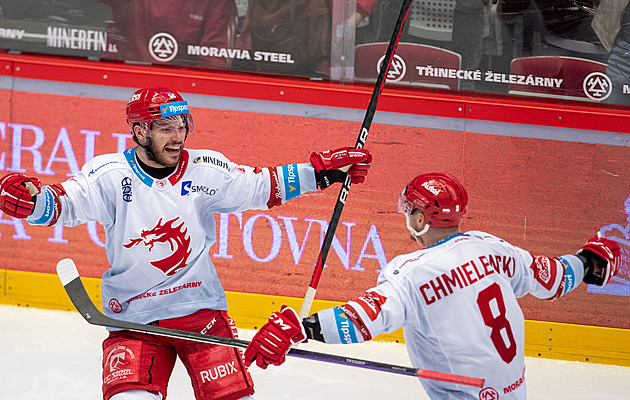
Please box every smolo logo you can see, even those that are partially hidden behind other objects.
[149,32,178,62]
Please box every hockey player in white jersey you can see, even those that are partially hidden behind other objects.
[243,172,620,399]
[0,87,372,400]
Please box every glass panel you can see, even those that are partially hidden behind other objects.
[354,0,629,106]
[0,0,628,107]
[0,1,113,58]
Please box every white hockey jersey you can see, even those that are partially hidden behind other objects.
[317,231,585,399]
[28,147,318,324]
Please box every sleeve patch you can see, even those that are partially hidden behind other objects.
[340,304,372,341]
[266,167,282,208]
[281,164,301,201]
[30,186,62,226]
[354,291,388,321]
[531,256,558,291]
[333,306,360,344]
[561,257,576,295]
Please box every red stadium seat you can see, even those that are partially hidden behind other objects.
[354,42,462,90]
[508,56,609,101]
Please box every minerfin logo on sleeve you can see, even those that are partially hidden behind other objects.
[160,100,189,117]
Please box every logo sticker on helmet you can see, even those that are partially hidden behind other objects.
[160,100,189,117]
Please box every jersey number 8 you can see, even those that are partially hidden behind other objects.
[476,283,517,364]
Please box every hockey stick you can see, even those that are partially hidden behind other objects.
[298,0,413,320]
[56,259,484,388]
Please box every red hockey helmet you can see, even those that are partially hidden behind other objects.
[126,87,194,133]
[398,173,468,229]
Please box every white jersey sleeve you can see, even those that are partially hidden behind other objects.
[317,281,406,344]
[206,160,317,213]
[27,150,318,226]
[465,231,585,301]
[27,153,123,227]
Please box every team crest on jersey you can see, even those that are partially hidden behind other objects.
[123,217,192,276]
[355,291,387,321]
[479,387,499,399]
[108,298,123,313]
[121,177,132,202]
[532,256,556,291]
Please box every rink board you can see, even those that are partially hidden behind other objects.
[0,54,629,367]
[1,269,629,367]
[0,77,628,329]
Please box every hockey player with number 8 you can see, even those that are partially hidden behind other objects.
[0,87,372,400]
[244,172,621,399]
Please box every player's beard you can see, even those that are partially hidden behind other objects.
[143,136,183,168]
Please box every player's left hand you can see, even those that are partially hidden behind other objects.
[243,305,307,369]
[577,232,620,286]
[0,173,41,218]
[310,147,372,189]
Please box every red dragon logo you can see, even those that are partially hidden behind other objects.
[123,217,192,276]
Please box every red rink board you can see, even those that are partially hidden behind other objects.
[0,72,628,330]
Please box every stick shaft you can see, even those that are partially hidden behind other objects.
[299,0,413,319]
[56,258,484,388]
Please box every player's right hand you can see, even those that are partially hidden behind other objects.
[0,173,41,218]
[577,232,620,286]
[310,147,372,189]
[243,305,307,370]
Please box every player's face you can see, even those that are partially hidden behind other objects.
[146,117,187,167]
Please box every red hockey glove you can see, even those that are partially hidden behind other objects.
[577,233,620,286]
[310,147,372,189]
[0,173,41,218]
[243,305,307,370]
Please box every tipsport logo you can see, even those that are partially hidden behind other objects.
[160,101,189,117]
[333,307,359,344]
[282,164,301,201]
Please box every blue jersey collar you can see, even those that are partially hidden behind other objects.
[123,147,189,188]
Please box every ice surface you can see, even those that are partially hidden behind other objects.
[1,305,628,399]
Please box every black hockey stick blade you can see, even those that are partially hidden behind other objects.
[56,259,484,388]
